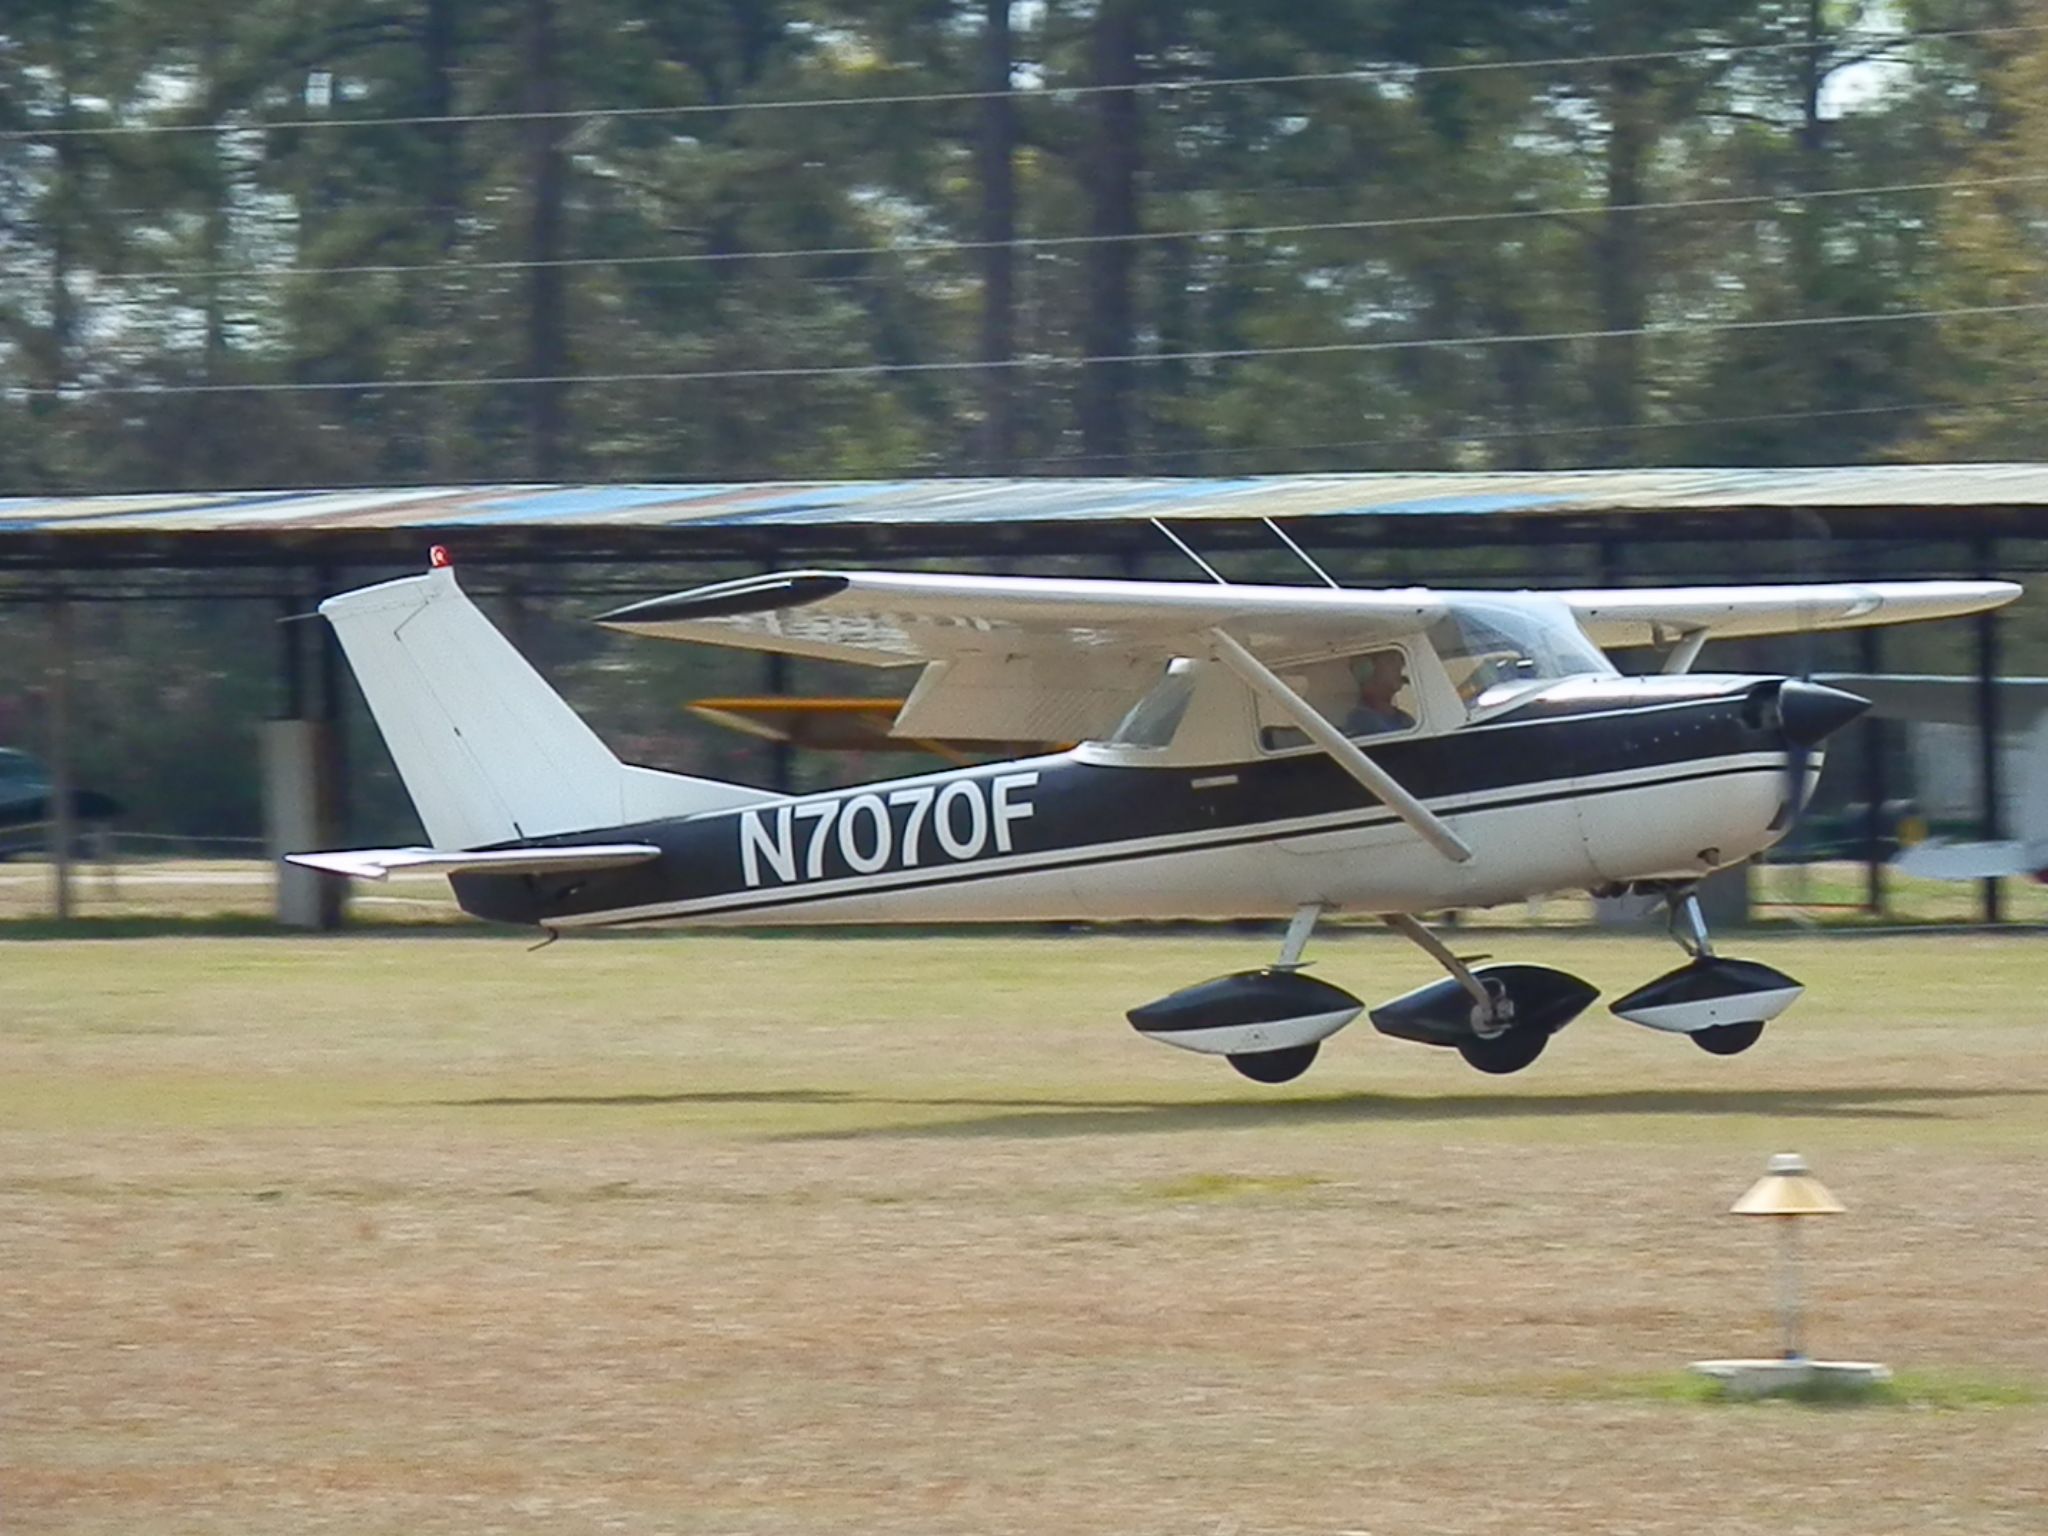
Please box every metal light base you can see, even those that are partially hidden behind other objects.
[1689,1359,1893,1398]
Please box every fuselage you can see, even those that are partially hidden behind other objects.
[453,673,1809,932]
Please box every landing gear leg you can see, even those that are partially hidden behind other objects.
[1369,920,1598,1072]
[1669,888,1714,960]
[1381,915,1551,1074]
[1382,914,1509,1036]
[1663,888,1765,1053]
[1274,901,1323,971]
[1223,904,1334,1084]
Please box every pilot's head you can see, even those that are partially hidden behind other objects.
[1352,650,1407,706]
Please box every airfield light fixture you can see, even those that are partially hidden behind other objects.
[1730,1151,1845,1360]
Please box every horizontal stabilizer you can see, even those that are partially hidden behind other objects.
[287,843,661,882]
[1892,839,2040,881]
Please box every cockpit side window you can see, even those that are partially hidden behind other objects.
[1257,646,1418,752]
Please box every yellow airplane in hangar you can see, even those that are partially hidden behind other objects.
[289,543,2018,1085]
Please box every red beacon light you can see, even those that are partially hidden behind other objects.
[429,545,453,569]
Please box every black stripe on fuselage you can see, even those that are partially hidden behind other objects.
[589,758,1777,925]
[450,683,1782,926]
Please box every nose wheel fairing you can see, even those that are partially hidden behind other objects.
[1608,955,1803,1034]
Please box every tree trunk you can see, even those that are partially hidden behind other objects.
[1790,0,1827,295]
[201,15,230,385]
[521,0,569,480]
[424,0,462,255]
[46,4,79,398]
[1077,0,1140,472]
[1590,59,1649,465]
[201,9,233,484]
[976,0,1016,474]
[421,0,463,478]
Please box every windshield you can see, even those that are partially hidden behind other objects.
[1427,599,1614,710]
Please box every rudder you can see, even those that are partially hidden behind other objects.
[320,554,772,849]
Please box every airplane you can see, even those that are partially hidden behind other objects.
[684,695,1052,761]
[1821,673,2048,882]
[287,542,2019,1084]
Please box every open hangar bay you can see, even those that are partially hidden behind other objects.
[4,465,2047,926]
[3,469,2047,1534]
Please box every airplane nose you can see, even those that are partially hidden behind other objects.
[1776,680,1870,748]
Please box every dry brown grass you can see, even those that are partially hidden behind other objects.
[4,930,2046,1534]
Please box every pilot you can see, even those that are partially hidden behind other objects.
[1342,650,1413,736]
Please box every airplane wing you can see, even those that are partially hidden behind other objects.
[1560,581,2019,648]
[686,697,905,748]
[599,570,1442,665]
[600,571,1443,743]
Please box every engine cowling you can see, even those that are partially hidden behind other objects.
[1127,968,1363,1056]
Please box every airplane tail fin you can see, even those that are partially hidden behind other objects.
[319,551,775,851]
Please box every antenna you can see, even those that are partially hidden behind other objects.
[1263,518,1341,589]
[1150,518,1228,584]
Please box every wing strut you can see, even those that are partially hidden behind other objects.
[1657,626,1711,676]
[1205,628,1473,864]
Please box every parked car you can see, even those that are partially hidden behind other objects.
[0,748,122,857]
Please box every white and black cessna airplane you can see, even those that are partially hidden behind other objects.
[291,545,2018,1083]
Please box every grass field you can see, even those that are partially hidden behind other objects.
[4,929,2046,1534]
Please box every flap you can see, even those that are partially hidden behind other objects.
[893,654,1160,742]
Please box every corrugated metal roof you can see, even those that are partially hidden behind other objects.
[4,464,2047,535]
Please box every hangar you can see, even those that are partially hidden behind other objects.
[4,465,2043,925]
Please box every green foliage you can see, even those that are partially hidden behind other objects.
[1536,1368,2047,1409]
[3,0,2033,488]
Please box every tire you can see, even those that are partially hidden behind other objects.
[1457,1027,1548,1075]
[1227,1042,1320,1083]
[1692,1020,1766,1056]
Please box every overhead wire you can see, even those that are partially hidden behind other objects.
[83,170,2043,287]
[19,298,2048,399]
[4,21,2038,141]
[1003,396,2045,473]
[6,389,2036,495]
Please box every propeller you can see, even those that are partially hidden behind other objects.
[1763,679,1871,835]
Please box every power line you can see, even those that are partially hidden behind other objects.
[21,298,2048,400]
[1009,395,2032,472]
[87,170,2042,287]
[7,22,2037,142]
[4,394,2032,499]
